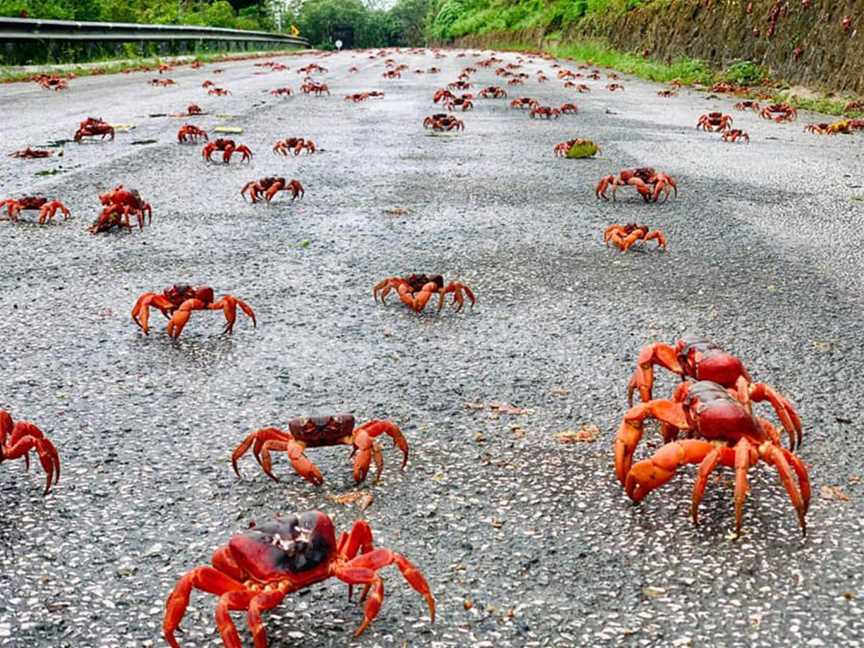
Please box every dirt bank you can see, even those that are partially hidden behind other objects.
[456,0,864,95]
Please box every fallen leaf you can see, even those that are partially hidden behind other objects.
[213,125,244,134]
[849,475,861,484]
[550,387,570,396]
[464,401,485,410]
[642,585,666,598]
[556,424,600,443]
[326,491,374,510]
[474,432,486,443]
[383,207,410,216]
[489,401,531,415]
[464,598,474,610]
[812,340,832,352]
[821,485,850,501]
[510,425,526,439]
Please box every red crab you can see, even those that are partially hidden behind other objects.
[626,335,801,449]
[74,117,114,143]
[721,129,750,143]
[186,104,204,116]
[131,284,256,338]
[162,511,435,648]
[760,103,797,122]
[269,87,293,97]
[241,177,304,203]
[208,87,231,96]
[478,86,507,98]
[614,381,810,534]
[445,96,473,111]
[33,74,68,91]
[507,78,524,86]
[603,223,667,252]
[559,103,579,114]
[298,63,328,74]
[301,81,330,95]
[0,410,61,495]
[510,97,539,110]
[202,80,215,88]
[9,147,52,159]
[177,124,208,143]
[448,80,472,91]
[734,100,761,112]
[529,105,560,119]
[657,89,677,98]
[607,83,624,91]
[382,70,401,79]
[202,139,253,164]
[232,414,408,485]
[150,78,176,87]
[91,186,152,233]
[423,114,464,132]
[568,82,591,92]
[0,196,70,225]
[373,274,475,314]
[433,88,456,104]
[595,168,678,203]
[272,138,316,156]
[697,112,733,131]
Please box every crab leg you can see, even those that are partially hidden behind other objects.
[614,399,690,484]
[163,566,246,648]
[690,445,734,524]
[209,296,257,334]
[624,438,715,501]
[230,427,293,477]
[166,297,207,338]
[746,382,803,451]
[438,282,475,313]
[337,520,375,601]
[334,548,436,637]
[247,590,286,648]
[259,438,324,485]
[732,438,758,534]
[643,230,667,251]
[131,293,175,335]
[762,443,808,534]
[627,343,686,405]
[215,590,256,648]
[352,420,408,483]
[3,435,60,494]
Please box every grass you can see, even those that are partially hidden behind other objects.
[0,48,307,84]
[493,39,713,84]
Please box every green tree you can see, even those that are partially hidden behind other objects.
[387,0,429,46]
[296,0,368,48]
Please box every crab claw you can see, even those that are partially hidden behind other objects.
[352,420,408,483]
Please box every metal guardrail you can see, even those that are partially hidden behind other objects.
[0,16,308,46]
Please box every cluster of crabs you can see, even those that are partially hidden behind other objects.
[5,43,848,648]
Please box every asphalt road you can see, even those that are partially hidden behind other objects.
[1,47,863,648]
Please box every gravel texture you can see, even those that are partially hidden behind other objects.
[1,48,863,648]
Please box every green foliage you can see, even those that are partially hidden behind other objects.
[0,0,274,30]
[427,0,654,40]
[722,60,766,86]
[565,140,598,158]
